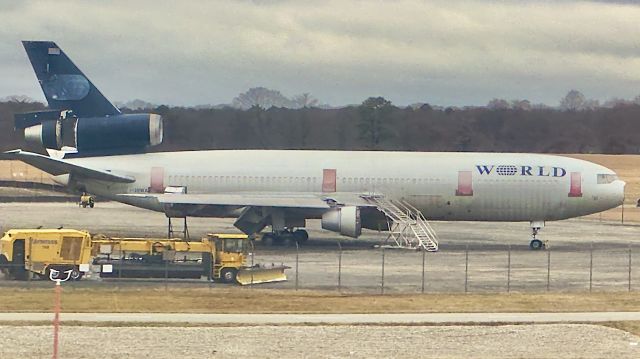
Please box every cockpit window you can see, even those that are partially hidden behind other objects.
[597,174,617,184]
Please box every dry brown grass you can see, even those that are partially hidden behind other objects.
[602,321,640,337]
[2,287,640,314]
[0,160,55,184]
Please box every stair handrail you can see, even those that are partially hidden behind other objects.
[401,200,439,241]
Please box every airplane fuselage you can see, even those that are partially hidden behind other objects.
[66,150,625,222]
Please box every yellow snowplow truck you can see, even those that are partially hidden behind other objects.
[0,229,287,285]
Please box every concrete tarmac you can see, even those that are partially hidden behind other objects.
[2,202,640,293]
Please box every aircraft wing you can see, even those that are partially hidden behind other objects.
[1,149,135,183]
[122,192,376,209]
[120,192,378,234]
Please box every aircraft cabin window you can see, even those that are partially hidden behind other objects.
[597,174,617,184]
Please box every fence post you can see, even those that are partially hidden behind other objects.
[295,241,299,291]
[337,241,342,292]
[28,238,33,283]
[629,242,632,292]
[589,242,593,293]
[421,249,426,294]
[507,244,511,293]
[464,245,469,293]
[250,240,255,288]
[546,247,551,292]
[381,248,385,295]
[164,256,169,292]
[209,248,214,292]
[119,251,123,281]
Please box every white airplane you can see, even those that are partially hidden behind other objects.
[2,41,626,250]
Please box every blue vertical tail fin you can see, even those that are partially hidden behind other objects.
[22,41,120,117]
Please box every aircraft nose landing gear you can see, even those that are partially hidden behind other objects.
[529,221,546,250]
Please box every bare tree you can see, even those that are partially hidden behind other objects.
[487,98,510,110]
[511,99,531,111]
[231,87,294,110]
[291,93,319,108]
[0,95,38,103]
[560,90,587,111]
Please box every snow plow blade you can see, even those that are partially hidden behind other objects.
[236,265,289,285]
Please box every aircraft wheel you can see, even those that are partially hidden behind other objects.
[529,239,544,250]
[293,229,309,243]
[262,233,275,246]
[280,235,295,247]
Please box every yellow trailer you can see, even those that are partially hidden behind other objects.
[0,230,287,285]
[0,229,93,280]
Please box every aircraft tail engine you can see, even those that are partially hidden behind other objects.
[17,111,163,152]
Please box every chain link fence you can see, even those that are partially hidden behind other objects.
[0,243,637,294]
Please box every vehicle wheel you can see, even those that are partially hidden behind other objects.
[262,233,275,246]
[70,267,83,281]
[82,204,87,208]
[220,268,238,283]
[89,202,94,208]
[529,239,544,250]
[12,269,29,281]
[293,229,309,243]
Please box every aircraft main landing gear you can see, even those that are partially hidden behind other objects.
[261,228,309,247]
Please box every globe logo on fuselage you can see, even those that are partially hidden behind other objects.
[496,165,517,176]
[476,165,566,177]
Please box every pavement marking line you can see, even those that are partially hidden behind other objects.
[1,312,640,324]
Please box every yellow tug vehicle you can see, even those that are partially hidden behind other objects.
[0,229,287,285]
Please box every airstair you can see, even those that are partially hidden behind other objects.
[363,195,439,251]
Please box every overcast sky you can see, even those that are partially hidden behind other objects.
[0,0,639,107]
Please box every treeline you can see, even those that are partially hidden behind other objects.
[1,98,640,154]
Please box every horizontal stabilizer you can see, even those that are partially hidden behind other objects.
[1,149,135,183]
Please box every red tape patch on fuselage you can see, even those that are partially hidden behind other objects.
[323,168,337,192]
[456,170,473,196]
[150,167,165,193]
[569,172,582,197]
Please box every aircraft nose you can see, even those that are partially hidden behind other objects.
[612,179,626,206]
